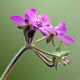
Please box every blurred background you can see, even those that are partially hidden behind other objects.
[0,0,80,80]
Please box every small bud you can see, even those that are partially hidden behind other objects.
[46,34,54,43]
[62,57,70,65]
[18,26,25,29]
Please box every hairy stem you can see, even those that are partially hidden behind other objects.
[55,41,63,52]
[33,36,47,44]
[33,49,54,67]
[33,49,52,62]
[0,46,28,80]
[52,38,55,47]
[32,46,57,56]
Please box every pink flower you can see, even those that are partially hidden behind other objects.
[25,8,56,35]
[54,22,74,45]
[11,8,56,36]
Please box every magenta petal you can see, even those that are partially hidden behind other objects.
[44,25,56,35]
[31,8,36,13]
[38,14,51,24]
[39,27,49,36]
[11,16,25,26]
[55,22,67,34]
[25,9,36,20]
[57,34,74,45]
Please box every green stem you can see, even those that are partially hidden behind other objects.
[33,49,54,67]
[55,41,63,52]
[33,36,47,44]
[33,49,52,62]
[32,45,57,57]
[0,46,28,80]
[52,38,55,47]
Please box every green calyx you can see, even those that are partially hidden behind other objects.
[55,51,70,57]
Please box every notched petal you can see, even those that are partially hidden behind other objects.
[11,15,25,26]
[57,34,74,45]
[25,9,36,20]
[31,8,36,13]
[55,22,67,34]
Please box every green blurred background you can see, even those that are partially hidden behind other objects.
[0,0,80,80]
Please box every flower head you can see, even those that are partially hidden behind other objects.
[25,8,56,36]
[11,8,56,36]
[11,8,57,44]
[11,9,37,44]
[54,22,74,45]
